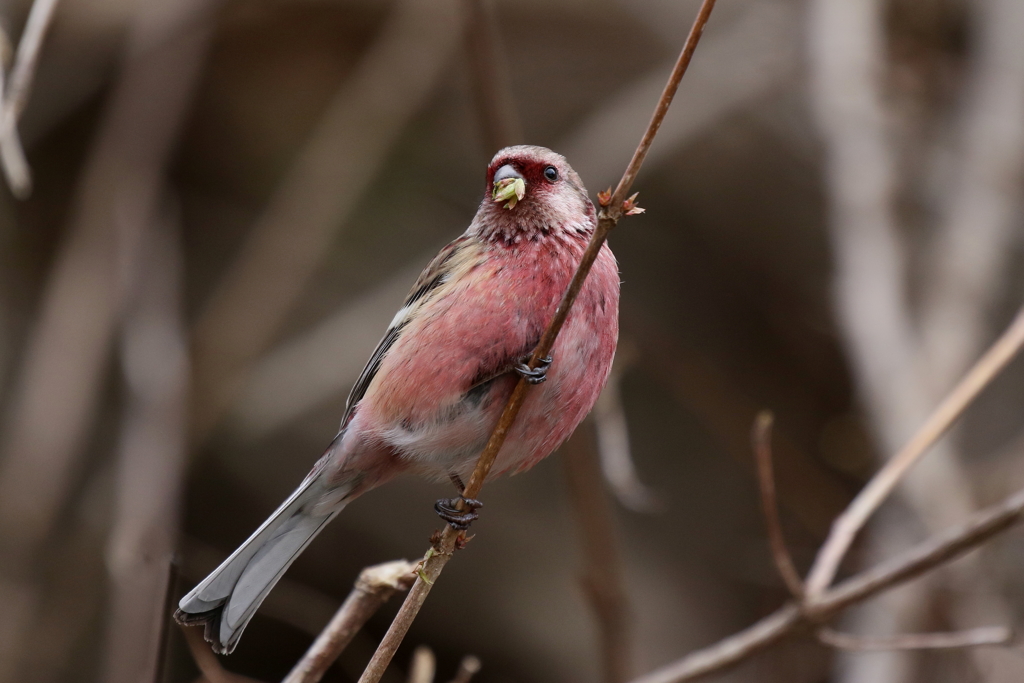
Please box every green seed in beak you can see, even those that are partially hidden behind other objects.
[493,177,526,210]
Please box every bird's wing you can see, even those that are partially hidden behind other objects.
[339,236,472,428]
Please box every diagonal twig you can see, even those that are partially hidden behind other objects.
[283,560,417,683]
[627,484,1024,683]
[353,3,719,681]
[753,411,1012,658]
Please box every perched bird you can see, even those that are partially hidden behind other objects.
[175,145,620,653]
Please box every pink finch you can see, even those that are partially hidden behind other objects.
[176,145,620,653]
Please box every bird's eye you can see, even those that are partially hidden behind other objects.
[543,166,559,182]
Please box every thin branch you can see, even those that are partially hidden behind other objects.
[563,423,632,683]
[627,485,1024,683]
[817,627,1013,651]
[0,0,61,198]
[446,656,481,683]
[355,3,718,681]
[562,0,799,192]
[407,647,435,683]
[282,560,417,683]
[751,411,803,600]
[804,303,1024,597]
[460,0,522,152]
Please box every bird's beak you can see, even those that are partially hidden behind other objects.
[492,164,526,210]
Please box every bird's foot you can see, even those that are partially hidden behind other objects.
[514,355,552,384]
[434,496,484,530]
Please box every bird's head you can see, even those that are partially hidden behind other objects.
[470,145,596,242]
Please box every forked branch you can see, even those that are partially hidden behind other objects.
[283,560,417,683]
[627,483,1024,683]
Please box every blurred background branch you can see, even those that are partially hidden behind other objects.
[0,0,216,678]
[0,0,60,197]
[809,0,1024,680]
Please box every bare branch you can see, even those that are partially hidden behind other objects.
[355,4,719,681]
[817,627,1013,651]
[751,411,803,600]
[563,0,798,191]
[283,560,417,683]
[0,0,60,198]
[804,304,1024,596]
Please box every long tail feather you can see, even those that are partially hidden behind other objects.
[174,469,346,653]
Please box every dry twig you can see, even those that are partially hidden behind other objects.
[626,484,1024,683]
[354,3,719,681]
[627,307,1024,683]
[283,560,417,683]
[751,414,1012,662]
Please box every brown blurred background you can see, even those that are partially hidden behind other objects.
[1,0,1023,681]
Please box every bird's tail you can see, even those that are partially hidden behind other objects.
[174,467,347,654]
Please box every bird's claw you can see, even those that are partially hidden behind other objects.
[515,355,552,384]
[434,496,484,530]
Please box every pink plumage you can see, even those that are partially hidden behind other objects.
[176,145,620,653]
